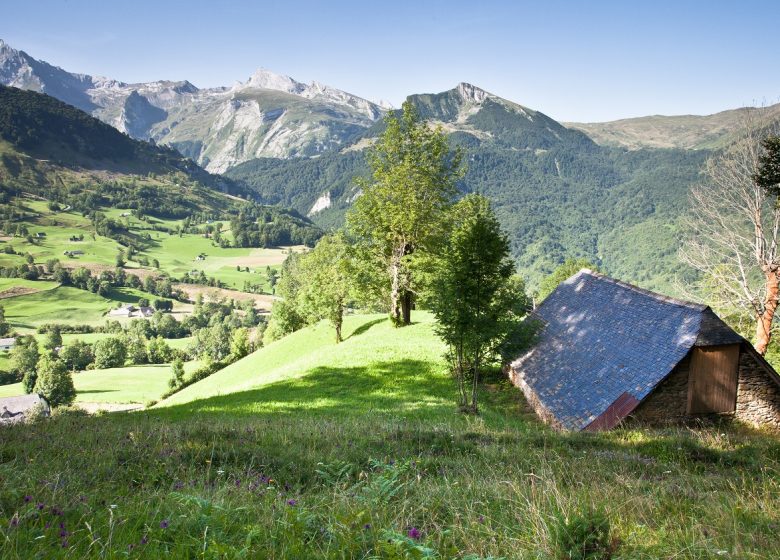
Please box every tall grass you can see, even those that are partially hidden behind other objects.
[1,314,779,558]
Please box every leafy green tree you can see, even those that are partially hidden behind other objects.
[59,341,94,371]
[195,323,231,361]
[265,253,307,342]
[348,102,463,326]
[93,337,127,369]
[229,327,251,360]
[43,325,62,353]
[0,304,9,337]
[33,355,76,407]
[537,258,602,301]
[429,194,528,413]
[754,135,780,193]
[297,233,354,342]
[13,336,39,391]
[146,336,173,364]
[168,358,185,389]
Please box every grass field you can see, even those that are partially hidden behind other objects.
[2,286,114,331]
[0,361,201,404]
[1,313,779,558]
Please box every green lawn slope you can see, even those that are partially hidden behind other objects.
[2,313,780,558]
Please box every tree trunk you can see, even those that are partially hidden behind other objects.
[401,290,412,325]
[470,354,480,415]
[755,269,780,354]
[389,245,403,326]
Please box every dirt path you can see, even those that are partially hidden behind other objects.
[0,286,40,299]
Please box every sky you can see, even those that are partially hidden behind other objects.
[2,0,779,122]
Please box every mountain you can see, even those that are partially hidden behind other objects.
[566,103,780,150]
[227,83,710,292]
[0,84,321,250]
[0,39,385,172]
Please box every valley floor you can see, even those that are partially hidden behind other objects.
[1,314,779,558]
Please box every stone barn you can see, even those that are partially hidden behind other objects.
[509,269,780,431]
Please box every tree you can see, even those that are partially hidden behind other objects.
[754,135,780,192]
[537,258,602,301]
[169,358,185,389]
[33,355,76,407]
[429,194,528,414]
[229,327,251,360]
[680,121,780,354]
[348,102,464,326]
[13,336,39,391]
[147,336,173,364]
[297,233,354,342]
[264,253,307,342]
[93,337,127,369]
[0,304,9,337]
[60,341,94,371]
[43,325,62,353]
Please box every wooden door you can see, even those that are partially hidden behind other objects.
[687,345,740,414]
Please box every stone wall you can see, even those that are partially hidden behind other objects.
[735,349,780,428]
[507,368,563,431]
[629,355,691,425]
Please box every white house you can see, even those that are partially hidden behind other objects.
[0,337,16,352]
[109,304,136,317]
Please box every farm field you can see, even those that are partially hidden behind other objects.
[0,361,201,404]
[1,313,779,558]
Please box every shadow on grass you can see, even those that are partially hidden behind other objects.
[78,389,118,394]
[347,317,386,339]
[157,359,456,420]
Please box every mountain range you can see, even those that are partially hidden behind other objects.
[3,37,779,291]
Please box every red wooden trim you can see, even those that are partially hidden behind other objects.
[584,392,641,432]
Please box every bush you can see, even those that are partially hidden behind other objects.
[33,356,76,407]
[551,509,614,560]
[60,341,94,371]
[93,337,127,369]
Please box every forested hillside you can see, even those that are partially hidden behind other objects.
[228,85,710,291]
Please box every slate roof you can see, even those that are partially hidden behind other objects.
[0,394,49,424]
[511,270,746,431]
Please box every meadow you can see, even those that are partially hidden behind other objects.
[1,313,778,558]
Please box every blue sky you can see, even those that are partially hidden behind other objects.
[3,0,779,121]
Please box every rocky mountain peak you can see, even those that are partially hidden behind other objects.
[456,82,491,104]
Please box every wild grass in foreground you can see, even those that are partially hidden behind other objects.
[1,315,779,558]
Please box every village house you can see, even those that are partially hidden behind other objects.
[109,304,136,317]
[510,270,780,431]
[0,394,50,425]
[0,337,16,352]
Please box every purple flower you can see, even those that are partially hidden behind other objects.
[286,499,297,506]
[61,539,69,548]
[160,519,169,529]
[9,516,19,527]
[407,527,421,540]
[478,515,485,523]
[36,503,45,511]
[23,495,32,503]
[140,535,149,545]
[363,523,372,530]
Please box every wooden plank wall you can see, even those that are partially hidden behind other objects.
[687,344,740,414]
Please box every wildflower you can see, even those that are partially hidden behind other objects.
[478,515,485,523]
[407,527,421,540]
[286,499,297,506]
[10,516,19,527]
[363,523,372,530]
[23,495,32,503]
[173,481,184,490]
[160,519,170,529]
[140,535,149,545]
[36,503,45,511]
[61,539,69,548]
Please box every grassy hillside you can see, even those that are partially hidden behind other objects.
[1,313,779,558]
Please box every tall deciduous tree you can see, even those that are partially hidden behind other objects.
[680,120,780,354]
[348,102,463,326]
[429,194,529,413]
[33,355,76,407]
[297,233,354,343]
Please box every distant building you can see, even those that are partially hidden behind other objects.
[63,250,84,256]
[35,232,46,238]
[109,304,136,317]
[0,394,50,425]
[138,306,154,318]
[510,270,780,431]
[0,337,15,351]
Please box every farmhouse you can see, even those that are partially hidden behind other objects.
[109,304,136,317]
[0,394,49,425]
[0,337,15,351]
[510,270,780,431]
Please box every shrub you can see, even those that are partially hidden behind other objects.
[33,355,76,407]
[93,337,127,369]
[551,509,614,560]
